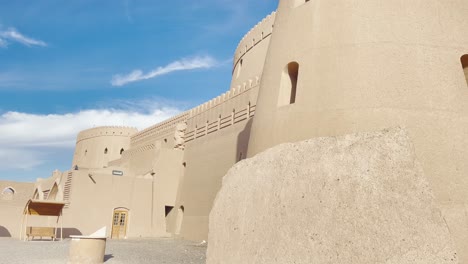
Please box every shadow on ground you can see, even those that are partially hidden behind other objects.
[104,254,114,262]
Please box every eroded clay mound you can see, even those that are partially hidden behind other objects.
[207,128,458,264]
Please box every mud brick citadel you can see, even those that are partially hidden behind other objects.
[1,0,468,261]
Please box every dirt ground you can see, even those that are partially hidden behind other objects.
[0,237,207,264]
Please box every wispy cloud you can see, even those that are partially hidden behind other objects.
[0,27,47,48]
[0,105,181,149]
[111,55,218,86]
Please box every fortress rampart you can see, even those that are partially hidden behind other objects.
[185,77,259,143]
[130,112,189,148]
[128,72,262,148]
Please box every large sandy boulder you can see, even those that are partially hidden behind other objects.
[207,128,458,263]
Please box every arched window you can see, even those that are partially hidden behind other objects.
[1,187,15,200]
[120,148,124,155]
[278,62,299,106]
[48,183,60,201]
[461,54,468,87]
[104,148,108,154]
[84,150,87,156]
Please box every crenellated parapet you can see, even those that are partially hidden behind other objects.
[232,12,276,72]
[130,112,190,147]
[76,126,138,143]
[189,75,261,118]
[184,76,260,143]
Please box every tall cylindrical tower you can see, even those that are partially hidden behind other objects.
[248,0,468,259]
[71,126,138,169]
[230,12,276,91]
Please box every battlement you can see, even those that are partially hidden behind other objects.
[130,75,261,147]
[76,126,138,143]
[185,76,260,143]
[130,112,190,146]
[233,12,276,73]
[189,75,261,118]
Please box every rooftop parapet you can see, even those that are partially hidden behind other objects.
[76,126,138,143]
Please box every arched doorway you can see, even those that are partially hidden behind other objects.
[111,208,129,239]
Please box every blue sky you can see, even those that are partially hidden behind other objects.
[0,0,277,182]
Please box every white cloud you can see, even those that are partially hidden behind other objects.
[0,104,182,150]
[0,101,183,173]
[0,27,47,47]
[111,55,218,86]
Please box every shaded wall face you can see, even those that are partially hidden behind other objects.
[151,149,185,236]
[248,0,468,260]
[174,119,253,241]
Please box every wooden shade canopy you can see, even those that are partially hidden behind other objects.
[25,200,65,216]
[20,199,66,241]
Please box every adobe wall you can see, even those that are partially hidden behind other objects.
[62,170,153,238]
[151,148,185,236]
[72,126,137,170]
[248,0,468,260]
[0,181,34,238]
[139,12,275,240]
[130,112,189,149]
[170,81,259,240]
[116,142,162,176]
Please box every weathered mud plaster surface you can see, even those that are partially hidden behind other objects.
[207,128,458,264]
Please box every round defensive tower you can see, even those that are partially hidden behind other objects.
[71,126,138,169]
[248,0,468,259]
[230,12,276,92]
